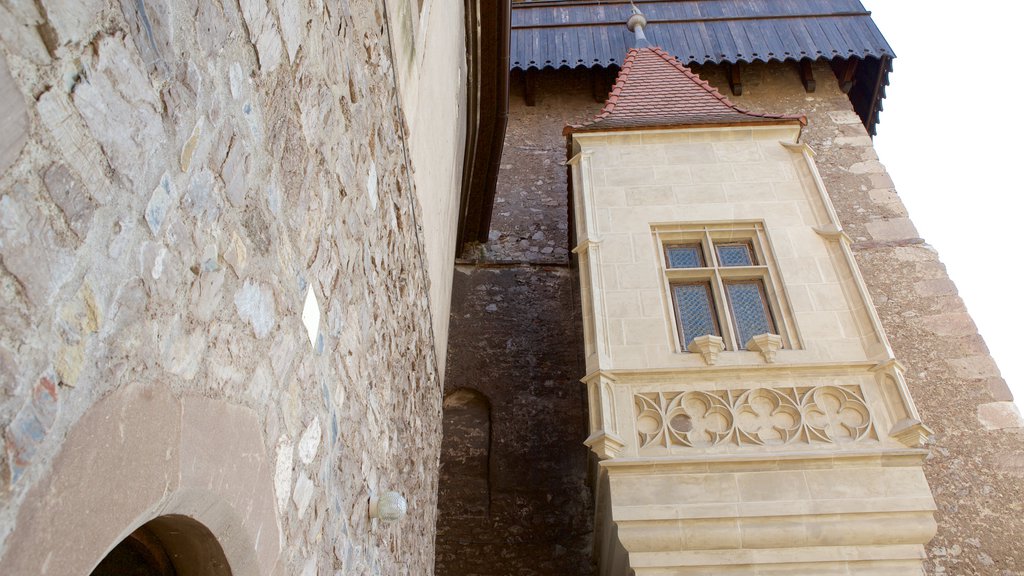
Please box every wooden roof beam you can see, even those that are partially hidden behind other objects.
[799,59,816,92]
[833,58,858,94]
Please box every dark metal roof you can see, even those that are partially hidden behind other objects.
[509,0,894,134]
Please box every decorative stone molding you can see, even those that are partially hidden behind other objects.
[687,335,725,365]
[745,333,783,363]
[813,223,851,243]
[583,370,624,459]
[871,359,934,447]
[584,430,626,460]
[634,385,876,450]
[889,418,933,448]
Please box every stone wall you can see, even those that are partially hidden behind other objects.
[485,60,1023,574]
[437,264,593,575]
[701,60,1024,574]
[385,0,467,376]
[568,118,937,573]
[0,0,458,572]
[448,60,1024,569]
[435,70,602,575]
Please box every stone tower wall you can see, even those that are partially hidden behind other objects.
[706,60,1023,574]
[436,69,602,576]
[0,0,463,572]
[446,61,1024,575]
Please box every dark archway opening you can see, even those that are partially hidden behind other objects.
[91,515,232,576]
[438,388,493,519]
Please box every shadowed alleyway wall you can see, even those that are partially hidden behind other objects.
[436,69,602,576]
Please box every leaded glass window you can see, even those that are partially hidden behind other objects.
[716,243,754,267]
[659,224,788,353]
[666,245,704,269]
[725,281,774,346]
[672,283,719,347]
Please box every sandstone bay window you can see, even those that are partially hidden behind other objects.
[656,223,796,355]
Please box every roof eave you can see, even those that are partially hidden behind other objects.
[566,117,805,137]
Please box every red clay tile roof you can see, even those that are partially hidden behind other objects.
[565,47,805,135]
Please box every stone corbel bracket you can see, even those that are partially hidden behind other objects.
[584,431,626,460]
[871,359,934,447]
[745,333,783,363]
[813,223,852,244]
[688,335,725,365]
[582,370,625,459]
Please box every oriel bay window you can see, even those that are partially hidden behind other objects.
[658,223,796,353]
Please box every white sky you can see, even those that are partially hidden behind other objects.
[863,1,1024,406]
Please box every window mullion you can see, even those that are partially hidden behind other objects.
[711,269,736,350]
[704,230,717,267]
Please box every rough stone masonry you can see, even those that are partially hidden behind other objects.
[712,61,1024,575]
[449,59,1024,574]
[0,0,445,573]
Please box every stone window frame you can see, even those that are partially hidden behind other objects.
[653,221,800,355]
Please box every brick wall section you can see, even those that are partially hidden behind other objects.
[436,70,603,575]
[0,0,443,572]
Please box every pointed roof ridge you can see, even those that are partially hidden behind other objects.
[565,46,805,135]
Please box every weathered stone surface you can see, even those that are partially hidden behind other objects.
[438,264,594,576]
[711,60,1024,574]
[0,3,51,64]
[298,416,321,465]
[41,0,104,45]
[865,217,920,242]
[451,59,1024,575]
[0,183,75,305]
[43,163,96,240]
[37,88,112,193]
[0,1,453,573]
[72,35,165,189]
[234,280,277,338]
[239,0,284,73]
[978,402,1024,430]
[0,53,27,176]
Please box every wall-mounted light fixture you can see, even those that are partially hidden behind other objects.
[369,492,408,523]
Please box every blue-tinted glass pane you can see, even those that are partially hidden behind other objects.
[674,284,717,347]
[666,246,703,268]
[727,282,773,346]
[716,244,753,267]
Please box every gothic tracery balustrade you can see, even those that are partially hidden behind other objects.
[634,385,875,450]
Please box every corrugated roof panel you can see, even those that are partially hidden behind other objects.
[509,0,895,134]
[510,0,894,69]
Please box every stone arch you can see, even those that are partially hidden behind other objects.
[91,515,231,575]
[438,388,493,518]
[0,383,281,575]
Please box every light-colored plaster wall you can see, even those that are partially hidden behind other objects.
[386,0,468,376]
[0,0,458,572]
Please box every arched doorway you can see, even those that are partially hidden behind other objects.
[91,515,231,576]
[0,383,281,575]
[438,388,492,518]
